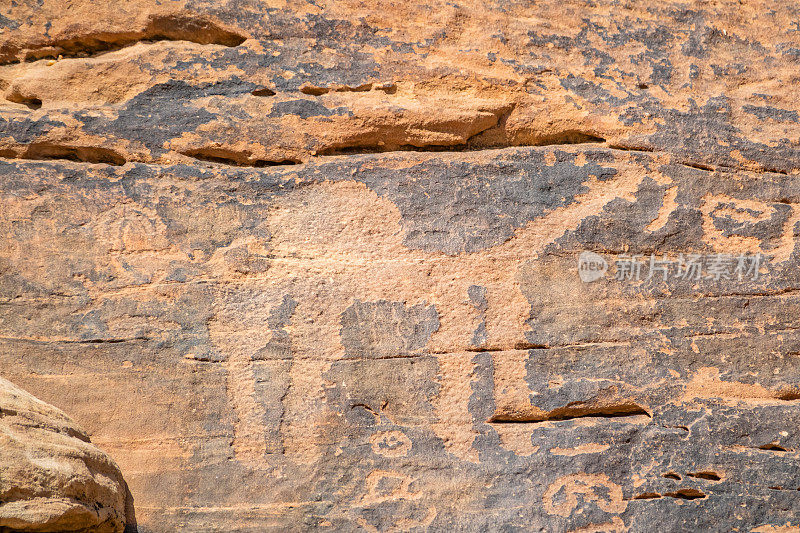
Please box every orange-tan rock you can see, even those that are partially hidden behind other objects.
[2,0,800,531]
[0,376,131,532]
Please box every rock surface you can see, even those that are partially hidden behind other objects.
[0,376,130,532]
[2,0,800,531]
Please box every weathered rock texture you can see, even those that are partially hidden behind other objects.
[0,376,130,532]
[2,0,800,531]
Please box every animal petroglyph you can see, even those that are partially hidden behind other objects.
[212,155,800,468]
[210,149,655,465]
[543,473,626,518]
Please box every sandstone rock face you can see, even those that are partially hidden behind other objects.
[2,1,800,531]
[0,376,130,532]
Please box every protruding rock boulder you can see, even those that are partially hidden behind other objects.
[0,376,130,533]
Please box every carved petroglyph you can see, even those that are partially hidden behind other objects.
[209,155,650,466]
[370,430,413,457]
[432,352,480,462]
[9,1,800,529]
[646,185,678,233]
[543,473,626,518]
[210,290,296,466]
[701,193,800,262]
[352,470,437,532]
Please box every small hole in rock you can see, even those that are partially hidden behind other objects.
[759,443,789,452]
[777,390,800,401]
[6,95,42,109]
[688,471,721,481]
[665,488,706,500]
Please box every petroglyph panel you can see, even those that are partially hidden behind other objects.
[3,1,800,530]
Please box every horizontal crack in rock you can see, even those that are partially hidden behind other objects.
[251,88,276,97]
[633,492,661,500]
[0,14,247,64]
[630,489,707,501]
[181,147,300,167]
[316,132,606,157]
[663,488,707,500]
[0,144,126,165]
[5,90,42,109]
[489,400,650,423]
[687,471,722,481]
[299,82,397,95]
[757,443,792,452]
